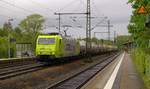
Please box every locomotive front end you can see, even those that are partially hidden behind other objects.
[36,35,56,58]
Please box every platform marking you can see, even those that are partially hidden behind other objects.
[103,52,125,89]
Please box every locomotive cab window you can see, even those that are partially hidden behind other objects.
[38,38,55,44]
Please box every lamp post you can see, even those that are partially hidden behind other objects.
[7,18,13,58]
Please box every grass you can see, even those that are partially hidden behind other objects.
[131,48,150,89]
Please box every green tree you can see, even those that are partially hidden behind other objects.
[0,36,8,58]
[128,0,150,49]
[0,22,14,58]
[116,35,132,49]
[19,14,44,36]
[18,14,45,52]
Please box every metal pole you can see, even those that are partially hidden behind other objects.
[86,0,88,54]
[7,18,13,58]
[108,20,110,41]
[86,0,91,54]
[107,20,111,55]
[94,32,96,38]
[114,31,116,45]
[8,34,10,58]
[88,0,91,52]
[59,13,61,33]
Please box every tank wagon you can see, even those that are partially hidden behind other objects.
[79,40,117,55]
[36,33,117,61]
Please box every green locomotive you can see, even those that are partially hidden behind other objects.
[36,33,80,61]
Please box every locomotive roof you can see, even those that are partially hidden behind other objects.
[38,33,76,40]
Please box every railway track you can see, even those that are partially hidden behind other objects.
[0,58,36,69]
[0,62,46,80]
[46,53,120,89]
[0,61,37,70]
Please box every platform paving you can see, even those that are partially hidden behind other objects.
[112,53,146,89]
[81,52,147,89]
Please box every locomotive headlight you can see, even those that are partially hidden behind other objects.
[52,52,55,55]
[38,52,41,55]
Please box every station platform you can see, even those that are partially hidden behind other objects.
[111,53,146,89]
[81,52,146,89]
[0,57,35,61]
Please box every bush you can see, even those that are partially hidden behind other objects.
[0,37,8,58]
[0,37,16,58]
[131,48,150,89]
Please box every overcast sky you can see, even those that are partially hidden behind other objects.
[0,0,132,39]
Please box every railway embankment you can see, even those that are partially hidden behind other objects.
[131,48,150,89]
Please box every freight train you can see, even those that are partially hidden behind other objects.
[35,33,117,61]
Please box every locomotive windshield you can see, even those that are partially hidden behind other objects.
[38,38,55,44]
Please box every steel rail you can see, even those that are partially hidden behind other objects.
[46,53,120,89]
[0,63,45,80]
